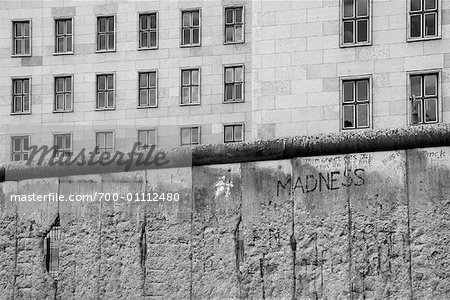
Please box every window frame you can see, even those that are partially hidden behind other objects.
[339,75,372,131]
[44,221,61,278]
[11,19,32,57]
[137,129,158,150]
[223,64,245,103]
[53,75,74,113]
[180,67,201,106]
[223,6,245,44]
[407,0,441,41]
[180,126,201,146]
[407,69,441,125]
[223,123,244,143]
[96,15,116,52]
[53,133,73,157]
[11,135,30,162]
[137,70,158,108]
[95,131,114,154]
[96,73,115,110]
[340,0,372,47]
[54,18,74,55]
[180,8,201,47]
[138,11,159,50]
[11,77,32,115]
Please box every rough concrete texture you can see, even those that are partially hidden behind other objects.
[0,147,450,299]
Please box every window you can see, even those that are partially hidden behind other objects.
[224,65,244,102]
[224,124,244,143]
[341,0,370,45]
[342,78,370,129]
[181,69,200,105]
[54,76,72,112]
[44,218,60,277]
[181,127,200,146]
[11,136,30,161]
[410,73,438,124]
[12,20,31,56]
[224,7,244,43]
[97,16,115,51]
[95,131,114,154]
[139,71,157,107]
[55,19,73,54]
[96,74,114,109]
[408,0,439,40]
[139,13,158,49]
[54,134,72,157]
[12,78,31,114]
[138,129,157,149]
[181,10,200,46]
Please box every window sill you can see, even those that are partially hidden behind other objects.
[138,47,158,51]
[339,42,372,48]
[137,105,158,109]
[95,108,116,111]
[10,112,31,115]
[95,49,116,53]
[223,41,245,45]
[223,99,245,104]
[53,110,74,113]
[180,44,201,48]
[11,54,32,58]
[407,36,441,43]
[341,126,371,131]
[53,52,74,56]
[180,102,201,106]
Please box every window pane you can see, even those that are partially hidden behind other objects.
[107,92,114,107]
[236,26,243,41]
[236,8,243,23]
[425,99,437,122]
[193,28,199,44]
[65,135,71,148]
[181,87,190,103]
[343,81,354,102]
[56,95,64,110]
[56,78,64,92]
[357,20,368,42]
[57,37,64,52]
[410,15,422,38]
[13,154,21,161]
[65,77,72,91]
[183,29,190,44]
[182,12,190,27]
[96,133,104,148]
[343,21,354,43]
[99,35,106,49]
[410,76,422,97]
[23,96,29,111]
[424,74,437,96]
[99,18,106,32]
[98,76,106,90]
[191,127,199,144]
[14,80,22,94]
[226,9,234,24]
[343,105,355,128]
[107,75,114,89]
[23,137,29,150]
[234,125,243,141]
[23,79,30,93]
[149,90,157,106]
[343,0,354,18]
[15,23,22,37]
[411,100,422,124]
[150,14,157,29]
[225,68,234,83]
[24,39,30,54]
[224,126,233,142]
[108,34,114,49]
[138,131,147,145]
[424,13,436,36]
[357,104,368,127]
[140,73,148,88]
[182,70,190,85]
[411,0,421,11]
[191,86,199,102]
[98,92,105,107]
[140,15,148,30]
[235,67,243,82]
[65,94,72,110]
[108,18,114,31]
[57,21,65,35]
[140,32,148,47]
[23,22,30,36]
[148,130,156,146]
[140,90,148,106]
[149,72,156,87]
[67,37,73,52]
[67,19,72,34]
[424,0,436,10]
[150,32,157,47]
[14,96,22,112]
[192,11,199,26]
[181,128,190,145]
[56,136,63,148]
[225,84,233,100]
[226,26,234,42]
[235,83,243,100]
[14,138,21,151]
[357,0,368,16]
[192,70,199,85]
[356,80,368,101]
[106,133,113,148]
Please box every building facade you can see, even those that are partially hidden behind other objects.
[1,0,449,162]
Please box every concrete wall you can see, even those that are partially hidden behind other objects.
[252,0,450,139]
[0,0,252,161]
[1,145,449,299]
